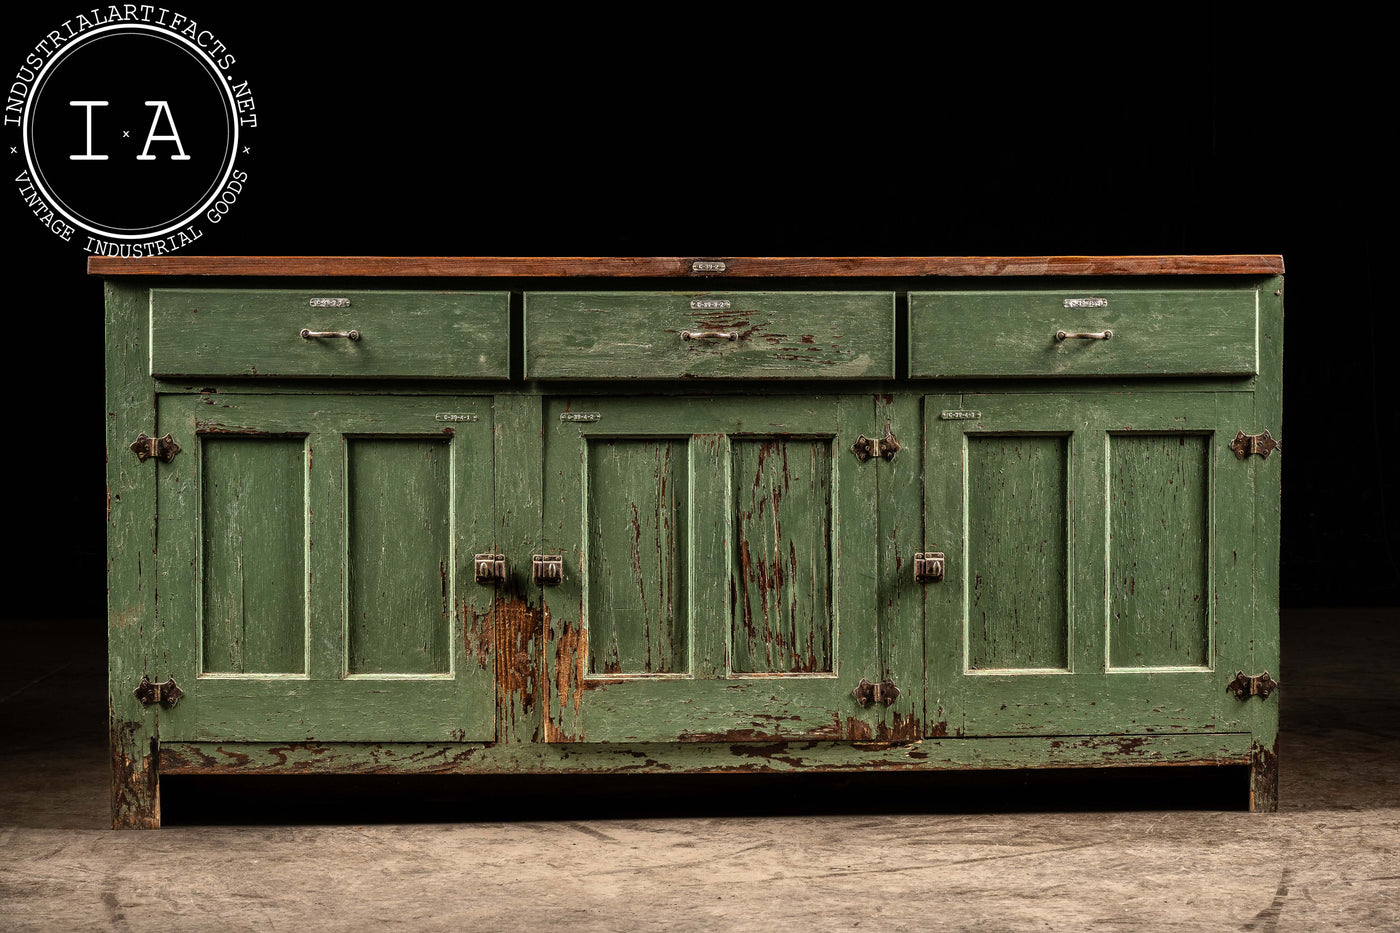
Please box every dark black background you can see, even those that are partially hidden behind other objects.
[2,5,1393,623]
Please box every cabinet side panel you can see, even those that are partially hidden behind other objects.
[966,435,1070,671]
[345,437,452,675]
[201,436,307,674]
[585,439,689,675]
[106,280,161,828]
[1108,434,1211,668]
[730,438,834,674]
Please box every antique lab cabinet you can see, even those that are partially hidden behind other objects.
[98,256,1284,827]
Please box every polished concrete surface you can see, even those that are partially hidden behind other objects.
[1,608,1396,931]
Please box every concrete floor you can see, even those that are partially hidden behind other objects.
[1,608,1396,931]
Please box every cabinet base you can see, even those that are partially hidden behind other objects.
[121,733,1278,826]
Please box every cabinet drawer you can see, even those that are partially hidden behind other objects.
[150,289,510,379]
[524,292,895,379]
[909,289,1258,378]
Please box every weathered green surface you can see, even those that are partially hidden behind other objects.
[150,289,510,379]
[106,281,162,828]
[107,276,1282,822]
[346,437,453,675]
[909,289,1258,377]
[525,292,895,379]
[200,436,306,674]
[155,395,495,743]
[1108,434,1211,668]
[1250,278,1284,811]
[965,435,1070,671]
[731,437,834,674]
[585,439,688,675]
[925,391,1256,737]
[542,396,891,743]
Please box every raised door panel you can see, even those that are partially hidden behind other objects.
[924,392,1254,736]
[155,395,496,742]
[541,396,917,743]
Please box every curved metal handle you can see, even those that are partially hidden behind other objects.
[1055,329,1112,341]
[301,328,361,341]
[681,330,738,341]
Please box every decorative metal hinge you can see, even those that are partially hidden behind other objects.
[852,427,900,463]
[1229,430,1280,460]
[852,678,901,708]
[133,674,184,708]
[474,553,506,585]
[1227,671,1279,701]
[914,552,945,583]
[533,554,564,586]
[130,433,181,463]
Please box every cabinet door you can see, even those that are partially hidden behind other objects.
[541,396,915,742]
[155,395,496,742]
[924,392,1254,736]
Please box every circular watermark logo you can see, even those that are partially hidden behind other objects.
[8,8,256,255]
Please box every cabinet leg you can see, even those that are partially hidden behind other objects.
[111,715,159,829]
[1249,740,1279,813]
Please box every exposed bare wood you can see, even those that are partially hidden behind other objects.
[89,255,1285,278]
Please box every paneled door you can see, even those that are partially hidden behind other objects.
[155,395,496,742]
[540,396,918,742]
[924,391,1255,736]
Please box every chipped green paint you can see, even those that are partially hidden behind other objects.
[106,271,1283,825]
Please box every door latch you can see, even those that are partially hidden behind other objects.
[1227,671,1279,701]
[914,552,945,583]
[1229,430,1280,460]
[474,554,506,585]
[133,674,184,708]
[852,678,901,707]
[532,555,564,586]
[130,433,181,463]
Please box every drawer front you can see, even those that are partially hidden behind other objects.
[909,289,1258,378]
[525,292,895,379]
[150,289,510,378]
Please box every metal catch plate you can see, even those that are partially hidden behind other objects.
[130,433,181,463]
[914,552,945,583]
[852,678,901,708]
[533,555,564,586]
[474,554,506,585]
[133,674,184,708]
[1230,430,1281,460]
[1227,671,1279,701]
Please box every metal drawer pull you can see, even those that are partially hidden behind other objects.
[1056,329,1112,341]
[681,330,738,341]
[301,328,361,341]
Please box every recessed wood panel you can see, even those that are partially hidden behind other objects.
[585,439,689,675]
[965,435,1070,671]
[345,438,452,675]
[730,438,834,674]
[201,436,306,674]
[1109,434,1211,668]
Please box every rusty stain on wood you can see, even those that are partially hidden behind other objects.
[544,608,584,743]
[110,714,158,829]
[496,592,542,742]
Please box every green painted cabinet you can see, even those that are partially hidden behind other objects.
[923,391,1256,737]
[154,395,497,742]
[540,395,919,743]
[101,257,1284,827]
